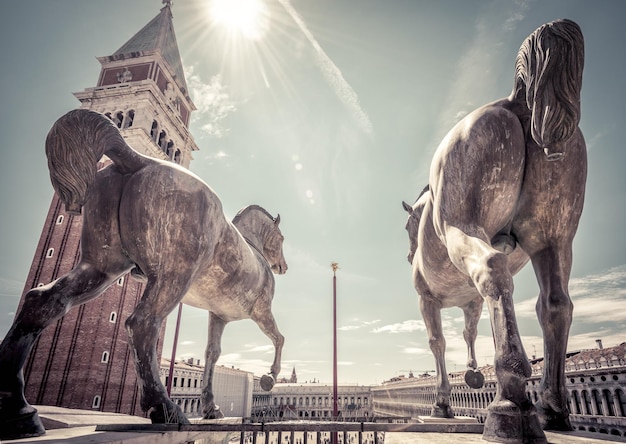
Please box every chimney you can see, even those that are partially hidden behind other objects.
[596,339,603,349]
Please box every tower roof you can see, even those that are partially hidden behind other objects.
[113,2,188,94]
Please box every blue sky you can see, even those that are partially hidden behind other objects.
[0,0,625,386]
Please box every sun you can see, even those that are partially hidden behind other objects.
[209,0,270,40]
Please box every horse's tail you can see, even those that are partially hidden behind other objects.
[513,19,584,151]
[45,109,150,215]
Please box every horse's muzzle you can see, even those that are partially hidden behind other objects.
[272,263,288,274]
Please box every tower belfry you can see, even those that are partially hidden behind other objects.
[19,2,199,415]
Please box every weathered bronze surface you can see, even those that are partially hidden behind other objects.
[0,109,288,439]
[403,19,586,443]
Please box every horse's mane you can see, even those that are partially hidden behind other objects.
[232,205,276,224]
[512,19,584,149]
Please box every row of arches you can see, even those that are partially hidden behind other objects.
[150,119,181,164]
[101,109,182,165]
[271,396,368,407]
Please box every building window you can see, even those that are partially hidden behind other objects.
[92,395,101,409]
[123,110,135,129]
[109,312,117,323]
[46,248,54,258]
[114,111,124,128]
[174,377,177,387]
[117,277,124,286]
[56,215,64,225]
[151,120,159,141]
[101,351,109,363]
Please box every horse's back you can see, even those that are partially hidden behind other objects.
[430,102,526,237]
[118,162,226,275]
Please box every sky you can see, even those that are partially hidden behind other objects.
[0,0,625,387]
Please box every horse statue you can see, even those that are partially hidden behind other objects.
[402,19,585,443]
[0,109,288,439]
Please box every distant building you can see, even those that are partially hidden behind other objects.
[18,3,199,416]
[252,381,373,421]
[159,358,254,418]
[372,342,626,439]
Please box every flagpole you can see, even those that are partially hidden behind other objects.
[331,262,339,443]
[166,302,183,396]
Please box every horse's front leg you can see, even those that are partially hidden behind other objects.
[531,245,574,431]
[251,301,284,391]
[125,280,189,425]
[444,226,544,443]
[419,294,453,418]
[202,312,226,419]
[462,297,485,389]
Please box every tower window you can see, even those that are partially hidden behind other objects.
[114,111,124,128]
[101,351,110,363]
[151,120,159,141]
[117,277,124,286]
[109,312,117,323]
[174,149,181,164]
[92,395,101,409]
[56,215,64,225]
[123,110,135,129]
[46,248,54,258]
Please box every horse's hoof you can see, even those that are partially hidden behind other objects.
[535,401,573,431]
[0,407,46,440]
[464,369,485,389]
[484,402,546,443]
[203,405,224,419]
[260,374,275,391]
[149,402,190,424]
[431,403,454,419]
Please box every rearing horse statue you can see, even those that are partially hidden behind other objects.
[403,19,585,443]
[0,109,288,439]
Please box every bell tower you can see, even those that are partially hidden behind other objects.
[19,2,199,416]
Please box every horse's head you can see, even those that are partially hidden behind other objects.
[233,205,288,275]
[402,185,429,265]
[263,214,288,275]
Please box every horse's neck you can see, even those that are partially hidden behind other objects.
[234,218,268,254]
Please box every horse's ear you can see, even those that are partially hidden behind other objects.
[274,214,281,226]
[402,201,413,214]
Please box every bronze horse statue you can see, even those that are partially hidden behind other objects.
[0,109,288,439]
[403,19,585,443]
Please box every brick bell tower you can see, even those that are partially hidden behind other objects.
[19,1,199,416]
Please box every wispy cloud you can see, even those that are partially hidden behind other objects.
[277,0,373,136]
[372,319,426,334]
[185,65,236,138]
[515,265,626,324]
[434,1,530,143]
[338,319,380,332]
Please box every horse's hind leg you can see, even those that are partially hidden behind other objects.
[201,311,226,419]
[419,294,453,418]
[531,245,574,431]
[125,278,190,424]
[444,226,544,442]
[0,263,122,439]
[251,301,284,391]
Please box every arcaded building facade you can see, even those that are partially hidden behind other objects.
[372,342,626,438]
[160,358,254,418]
[252,382,374,421]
